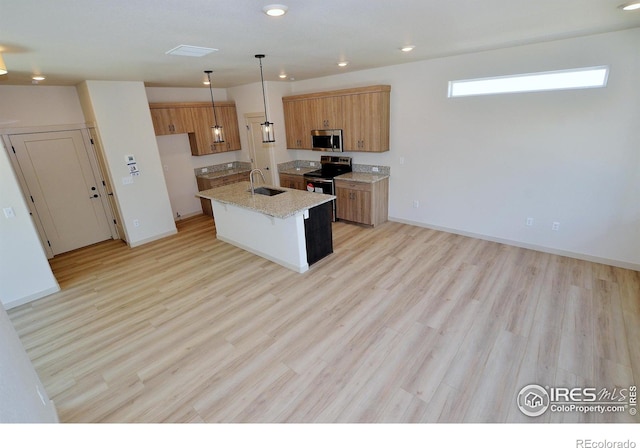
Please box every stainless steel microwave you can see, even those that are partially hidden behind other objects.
[311,129,343,152]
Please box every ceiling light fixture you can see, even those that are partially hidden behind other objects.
[255,54,275,143]
[337,61,349,67]
[0,54,7,75]
[279,73,287,79]
[32,75,46,81]
[401,45,415,52]
[263,4,288,16]
[204,70,225,144]
[619,1,640,10]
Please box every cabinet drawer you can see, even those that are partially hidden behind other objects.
[334,180,372,192]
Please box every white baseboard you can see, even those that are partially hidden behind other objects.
[128,229,178,248]
[389,217,640,272]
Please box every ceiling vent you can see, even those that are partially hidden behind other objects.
[165,45,219,57]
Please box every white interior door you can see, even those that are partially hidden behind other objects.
[10,130,113,255]
[246,114,275,185]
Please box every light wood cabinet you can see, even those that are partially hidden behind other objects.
[282,99,312,149]
[197,171,249,216]
[341,91,390,152]
[279,173,307,191]
[335,177,389,226]
[149,102,241,156]
[282,85,390,152]
[150,107,194,135]
[309,96,342,130]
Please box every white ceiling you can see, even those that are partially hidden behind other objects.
[0,0,639,88]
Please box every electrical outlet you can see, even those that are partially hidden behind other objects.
[227,163,233,168]
[413,200,419,208]
[310,162,316,166]
[201,168,208,173]
[133,219,140,227]
[399,157,405,165]
[372,166,379,172]
[552,221,560,231]
[526,217,534,226]
[122,177,134,185]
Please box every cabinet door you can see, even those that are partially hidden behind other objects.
[283,100,312,149]
[189,107,215,156]
[309,96,342,130]
[217,105,241,152]
[279,173,306,190]
[150,107,193,136]
[336,185,371,224]
[342,91,389,152]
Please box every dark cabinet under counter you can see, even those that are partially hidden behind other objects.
[304,201,334,265]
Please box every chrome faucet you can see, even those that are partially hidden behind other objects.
[249,168,266,195]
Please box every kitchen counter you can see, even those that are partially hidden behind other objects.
[197,182,335,272]
[196,168,251,180]
[197,181,334,219]
[334,172,389,183]
[279,167,317,176]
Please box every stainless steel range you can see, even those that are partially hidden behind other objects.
[303,155,352,220]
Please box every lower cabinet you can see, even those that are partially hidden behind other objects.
[304,201,333,265]
[197,172,249,217]
[279,173,307,191]
[335,177,389,227]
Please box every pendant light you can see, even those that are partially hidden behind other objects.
[204,70,224,143]
[255,54,275,143]
[0,54,7,75]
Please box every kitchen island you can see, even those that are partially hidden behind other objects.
[197,181,335,273]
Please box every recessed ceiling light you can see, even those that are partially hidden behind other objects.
[263,4,288,16]
[279,73,287,79]
[32,75,46,81]
[337,61,349,67]
[203,80,210,85]
[620,1,640,10]
[401,45,415,52]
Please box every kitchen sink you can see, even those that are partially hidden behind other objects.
[251,187,286,196]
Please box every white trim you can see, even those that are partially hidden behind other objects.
[0,123,89,134]
[389,216,640,272]
[2,285,61,310]
[128,229,178,248]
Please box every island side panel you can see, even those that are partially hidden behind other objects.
[211,200,309,273]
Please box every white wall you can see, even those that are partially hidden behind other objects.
[281,28,640,269]
[77,81,176,246]
[0,139,59,309]
[0,302,58,422]
[146,87,240,218]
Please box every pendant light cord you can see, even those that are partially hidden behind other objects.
[206,71,220,126]
[257,56,269,123]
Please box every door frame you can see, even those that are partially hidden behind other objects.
[3,126,119,258]
[244,112,276,185]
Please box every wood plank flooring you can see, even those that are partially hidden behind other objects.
[7,215,640,423]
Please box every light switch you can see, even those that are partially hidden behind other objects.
[3,207,16,218]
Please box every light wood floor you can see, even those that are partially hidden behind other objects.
[8,215,640,423]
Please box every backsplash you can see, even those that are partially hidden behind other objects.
[194,161,252,176]
[353,163,390,176]
[277,160,320,171]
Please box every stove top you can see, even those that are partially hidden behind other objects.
[304,156,352,180]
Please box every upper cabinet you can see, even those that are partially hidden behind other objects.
[149,102,241,156]
[150,106,194,135]
[282,85,390,153]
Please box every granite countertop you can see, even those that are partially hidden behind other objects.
[334,172,390,183]
[197,181,335,219]
[279,167,318,176]
[197,168,251,180]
